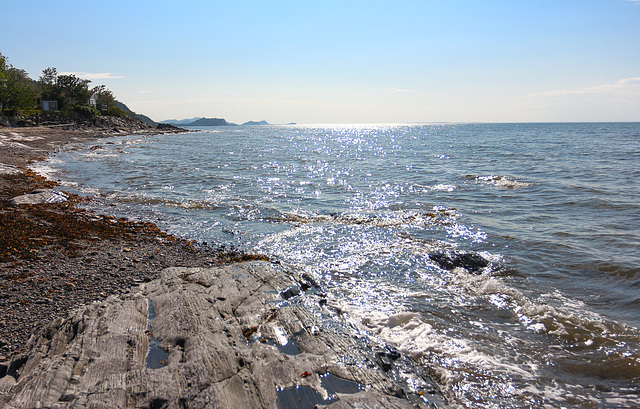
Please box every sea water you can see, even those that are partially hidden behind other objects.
[41,123,640,408]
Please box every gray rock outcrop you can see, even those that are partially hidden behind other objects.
[0,261,450,408]
[0,164,21,175]
[8,189,69,205]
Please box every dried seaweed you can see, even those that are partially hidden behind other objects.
[0,169,269,269]
[0,169,177,265]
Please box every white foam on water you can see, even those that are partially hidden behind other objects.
[446,267,640,349]
[360,311,437,358]
[474,174,533,189]
[430,184,457,192]
[75,186,99,194]
[28,158,67,181]
[346,301,628,407]
[359,309,536,378]
[318,246,640,407]
[80,151,121,158]
[339,297,545,407]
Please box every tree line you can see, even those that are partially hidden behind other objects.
[0,51,124,118]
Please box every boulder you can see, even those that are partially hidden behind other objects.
[8,189,68,205]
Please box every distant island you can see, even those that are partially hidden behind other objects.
[241,120,269,126]
[160,117,203,126]
[187,117,233,126]
[160,118,275,127]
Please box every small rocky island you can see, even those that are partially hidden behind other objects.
[185,117,234,127]
[242,120,269,126]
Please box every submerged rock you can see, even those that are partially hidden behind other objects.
[430,251,490,273]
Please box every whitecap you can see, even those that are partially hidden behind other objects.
[430,184,457,192]
[473,174,533,189]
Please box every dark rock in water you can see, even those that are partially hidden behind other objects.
[8,189,68,205]
[376,352,393,371]
[281,285,301,300]
[429,251,489,273]
[387,348,401,361]
[156,123,186,132]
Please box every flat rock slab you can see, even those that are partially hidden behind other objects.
[0,164,21,175]
[8,189,69,205]
[0,261,450,409]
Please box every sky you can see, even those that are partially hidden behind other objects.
[1,0,639,124]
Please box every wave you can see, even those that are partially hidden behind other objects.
[337,268,640,407]
[447,268,640,349]
[240,208,462,229]
[94,192,224,211]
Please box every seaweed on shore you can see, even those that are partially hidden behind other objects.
[0,168,269,268]
[0,169,178,266]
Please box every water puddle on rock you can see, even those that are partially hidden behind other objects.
[145,299,168,369]
[276,373,362,409]
[258,337,300,355]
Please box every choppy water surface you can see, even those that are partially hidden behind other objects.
[45,123,640,408]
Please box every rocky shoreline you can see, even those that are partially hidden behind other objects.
[0,120,210,358]
[0,122,453,408]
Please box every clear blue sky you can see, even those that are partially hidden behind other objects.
[2,0,639,124]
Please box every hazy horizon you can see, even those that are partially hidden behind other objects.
[165,118,640,126]
[2,0,639,124]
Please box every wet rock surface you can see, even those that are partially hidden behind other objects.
[429,251,490,274]
[0,262,451,408]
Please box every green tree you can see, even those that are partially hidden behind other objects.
[38,68,91,108]
[91,85,116,110]
[0,52,6,78]
[0,52,37,114]
[0,53,7,111]
[56,74,91,106]
[39,66,57,87]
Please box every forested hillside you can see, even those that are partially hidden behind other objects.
[0,52,154,126]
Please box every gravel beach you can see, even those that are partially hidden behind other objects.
[0,122,247,361]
